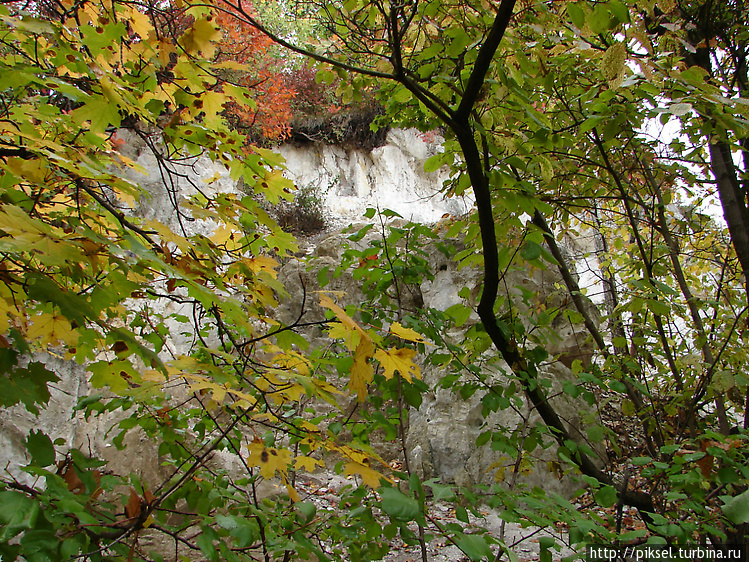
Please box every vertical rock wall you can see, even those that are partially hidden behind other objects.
[279,129,472,225]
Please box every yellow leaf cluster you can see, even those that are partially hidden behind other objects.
[320,293,377,401]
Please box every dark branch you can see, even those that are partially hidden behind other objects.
[0,146,35,159]
[455,0,517,120]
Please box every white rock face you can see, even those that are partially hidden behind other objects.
[1,128,598,499]
[0,354,85,484]
[278,129,473,224]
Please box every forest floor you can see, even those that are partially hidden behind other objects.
[295,472,584,562]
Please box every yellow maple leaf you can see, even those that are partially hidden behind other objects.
[27,312,79,347]
[389,322,432,345]
[0,205,50,237]
[351,338,374,401]
[210,224,240,250]
[0,304,9,334]
[197,90,226,127]
[245,255,279,277]
[145,220,191,253]
[180,17,220,58]
[183,374,227,403]
[344,462,385,488]
[294,456,325,472]
[374,347,420,383]
[126,5,154,40]
[272,350,311,375]
[246,441,292,479]
[268,382,305,403]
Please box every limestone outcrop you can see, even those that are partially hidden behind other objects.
[0,128,600,500]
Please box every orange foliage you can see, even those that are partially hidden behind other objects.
[214,1,295,140]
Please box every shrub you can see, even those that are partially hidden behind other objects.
[275,182,327,235]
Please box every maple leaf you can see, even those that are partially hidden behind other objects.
[351,338,374,401]
[246,441,292,479]
[27,312,79,347]
[0,204,50,237]
[389,321,432,345]
[344,462,385,488]
[125,5,154,41]
[0,301,10,334]
[319,293,369,338]
[88,360,140,394]
[183,374,227,404]
[374,347,421,382]
[180,17,220,58]
[194,89,226,127]
[245,255,279,277]
[259,169,295,205]
[295,455,325,472]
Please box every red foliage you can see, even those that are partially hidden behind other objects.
[214,1,295,140]
[283,64,340,119]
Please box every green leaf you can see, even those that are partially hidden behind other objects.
[26,274,94,326]
[594,485,618,508]
[0,360,59,415]
[609,1,630,24]
[539,536,556,562]
[579,115,606,135]
[88,360,139,393]
[447,30,472,56]
[80,20,126,56]
[722,490,749,524]
[718,467,739,485]
[296,501,317,523]
[587,425,605,443]
[567,3,586,29]
[196,525,220,562]
[455,533,493,561]
[0,491,40,542]
[381,209,403,218]
[424,151,451,173]
[71,96,122,135]
[521,240,542,261]
[25,429,55,466]
[445,303,472,327]
[215,515,261,547]
[588,3,613,33]
[20,529,59,559]
[424,479,456,501]
[380,487,420,521]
